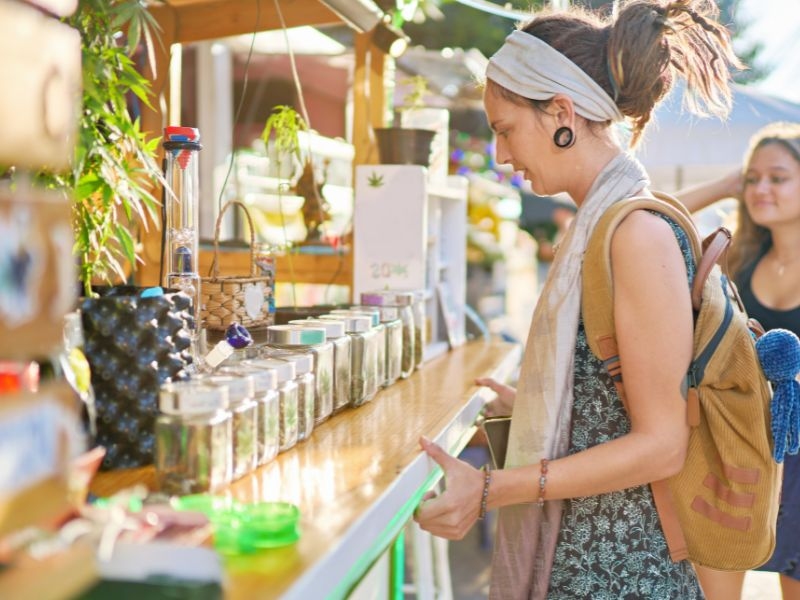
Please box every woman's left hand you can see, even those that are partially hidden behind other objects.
[413,436,485,540]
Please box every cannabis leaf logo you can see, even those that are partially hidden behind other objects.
[368,172,384,188]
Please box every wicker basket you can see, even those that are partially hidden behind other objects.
[200,201,274,331]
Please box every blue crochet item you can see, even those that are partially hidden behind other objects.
[757,328,800,463]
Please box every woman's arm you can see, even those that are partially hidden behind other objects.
[675,170,742,213]
[415,211,694,539]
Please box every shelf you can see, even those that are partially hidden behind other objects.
[89,341,521,600]
[198,246,352,287]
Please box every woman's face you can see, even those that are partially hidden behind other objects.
[743,142,800,229]
[483,87,561,196]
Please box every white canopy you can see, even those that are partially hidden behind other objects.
[636,82,800,191]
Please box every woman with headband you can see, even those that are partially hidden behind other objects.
[414,1,742,598]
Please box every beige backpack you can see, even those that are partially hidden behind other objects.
[581,191,781,570]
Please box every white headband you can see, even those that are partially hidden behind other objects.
[486,30,624,123]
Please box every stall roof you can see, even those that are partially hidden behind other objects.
[148,0,387,43]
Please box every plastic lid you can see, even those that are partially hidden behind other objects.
[241,502,301,548]
[320,314,371,333]
[289,319,345,339]
[164,126,200,143]
[363,291,415,306]
[219,365,276,393]
[201,374,256,404]
[267,351,313,376]
[379,306,400,322]
[159,380,229,415]
[243,358,296,384]
[267,324,326,346]
[360,293,385,306]
[331,309,379,328]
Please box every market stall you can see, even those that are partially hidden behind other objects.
[0,1,520,599]
[91,340,520,598]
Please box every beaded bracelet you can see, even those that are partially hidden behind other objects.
[478,465,492,520]
[537,458,549,508]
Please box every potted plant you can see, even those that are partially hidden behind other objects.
[260,104,313,306]
[374,75,438,167]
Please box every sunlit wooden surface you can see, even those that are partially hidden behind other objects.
[90,340,520,599]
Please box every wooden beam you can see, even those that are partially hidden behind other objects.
[171,0,342,43]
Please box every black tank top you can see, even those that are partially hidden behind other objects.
[735,252,800,337]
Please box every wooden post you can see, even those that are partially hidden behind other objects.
[368,42,386,160]
[352,32,372,169]
[136,4,176,286]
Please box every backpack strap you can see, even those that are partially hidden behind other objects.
[582,192,702,404]
[581,191,703,564]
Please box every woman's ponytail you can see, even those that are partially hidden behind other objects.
[608,0,745,145]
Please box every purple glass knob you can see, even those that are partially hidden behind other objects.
[225,322,252,349]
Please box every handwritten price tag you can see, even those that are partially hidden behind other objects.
[370,262,409,279]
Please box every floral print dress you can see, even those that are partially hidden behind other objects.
[547,216,704,599]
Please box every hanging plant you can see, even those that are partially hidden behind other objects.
[33,0,164,297]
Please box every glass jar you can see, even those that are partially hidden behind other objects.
[244,358,298,452]
[266,324,334,425]
[264,351,315,442]
[320,314,376,406]
[155,380,232,494]
[331,309,384,397]
[410,290,427,369]
[221,365,279,467]
[361,291,416,379]
[199,373,258,481]
[289,319,351,415]
[377,306,402,387]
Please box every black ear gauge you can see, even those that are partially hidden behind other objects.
[553,126,575,148]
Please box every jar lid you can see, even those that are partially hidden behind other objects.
[201,374,256,404]
[362,291,415,306]
[267,351,313,376]
[289,319,346,339]
[267,324,326,346]
[379,306,400,322]
[244,358,296,383]
[220,365,277,393]
[359,293,385,306]
[320,314,371,333]
[160,380,229,415]
[331,309,379,328]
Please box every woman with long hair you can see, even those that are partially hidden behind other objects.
[679,122,800,600]
[413,1,742,597]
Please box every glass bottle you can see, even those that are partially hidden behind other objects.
[361,291,416,379]
[162,126,202,338]
[220,365,279,467]
[289,318,351,415]
[265,324,334,425]
[198,373,258,480]
[264,350,315,442]
[244,357,298,452]
[320,314,376,407]
[155,380,232,494]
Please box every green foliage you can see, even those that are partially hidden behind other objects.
[403,0,540,58]
[261,105,309,165]
[34,0,164,297]
[401,75,431,109]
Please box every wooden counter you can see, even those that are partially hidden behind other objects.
[90,340,521,599]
